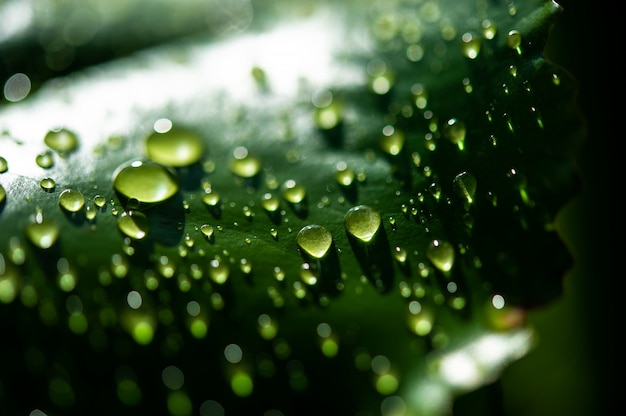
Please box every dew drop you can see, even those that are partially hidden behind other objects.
[0,184,5,204]
[200,224,214,240]
[261,193,280,212]
[380,125,404,156]
[25,219,60,249]
[39,177,56,192]
[145,126,204,167]
[0,156,7,173]
[58,189,85,213]
[443,118,466,150]
[230,147,261,178]
[209,257,230,284]
[201,190,221,208]
[335,162,355,187]
[112,160,179,205]
[344,205,382,243]
[35,151,54,168]
[282,180,306,204]
[117,211,150,240]
[93,195,107,208]
[426,239,455,272]
[296,225,333,259]
[461,32,481,59]
[506,30,522,54]
[453,171,477,204]
[44,128,79,154]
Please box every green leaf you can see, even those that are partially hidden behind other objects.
[0,1,582,415]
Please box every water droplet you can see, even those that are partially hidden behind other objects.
[453,171,477,204]
[35,151,54,168]
[25,219,60,249]
[461,32,481,59]
[112,160,179,205]
[506,30,522,54]
[39,177,56,192]
[282,180,306,204]
[230,147,261,178]
[58,189,85,213]
[117,211,150,240]
[202,190,220,207]
[200,224,214,240]
[93,195,107,208]
[380,125,404,156]
[296,225,333,259]
[299,262,318,286]
[0,184,5,204]
[335,162,355,187]
[0,157,7,173]
[261,192,280,212]
[344,205,381,243]
[145,126,204,167]
[209,257,230,284]
[314,101,343,130]
[426,239,455,272]
[443,118,466,150]
[44,128,79,154]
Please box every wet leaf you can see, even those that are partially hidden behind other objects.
[0,1,582,415]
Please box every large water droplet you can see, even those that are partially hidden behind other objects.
[58,189,85,213]
[426,239,455,272]
[344,205,381,243]
[117,211,150,240]
[0,157,7,173]
[44,128,79,154]
[296,225,333,259]
[25,219,60,249]
[112,160,179,205]
[145,126,204,167]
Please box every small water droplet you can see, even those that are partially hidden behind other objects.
[443,118,466,150]
[39,177,56,192]
[209,257,230,284]
[0,184,5,204]
[117,211,150,240]
[93,195,107,208]
[145,126,204,167]
[344,205,381,243]
[59,189,85,213]
[453,171,477,204]
[380,125,404,156]
[200,224,214,241]
[506,30,522,54]
[461,32,481,59]
[35,151,54,168]
[44,128,79,154]
[282,180,306,204]
[25,219,60,249]
[202,190,221,207]
[335,162,355,187]
[112,160,179,205]
[299,262,318,286]
[426,239,455,272]
[296,225,333,259]
[0,157,7,173]
[230,147,261,179]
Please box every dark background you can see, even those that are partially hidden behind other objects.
[459,1,618,415]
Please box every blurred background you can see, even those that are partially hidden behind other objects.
[461,1,618,415]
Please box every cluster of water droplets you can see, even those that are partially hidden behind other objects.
[0,1,571,414]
